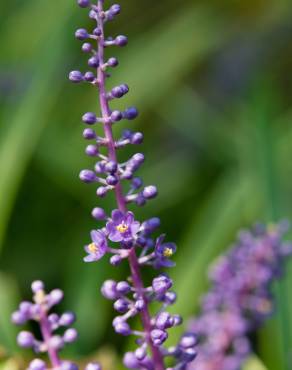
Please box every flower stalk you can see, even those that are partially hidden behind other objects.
[95,1,165,368]
[71,0,197,369]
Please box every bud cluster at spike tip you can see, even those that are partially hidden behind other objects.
[12,280,101,370]
[187,222,292,370]
[69,0,197,369]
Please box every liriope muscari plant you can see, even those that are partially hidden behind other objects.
[71,0,197,369]
[187,222,292,370]
[11,1,197,369]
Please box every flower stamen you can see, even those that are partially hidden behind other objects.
[163,247,173,258]
[116,222,128,233]
[88,243,98,253]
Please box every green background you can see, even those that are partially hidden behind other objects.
[0,0,292,369]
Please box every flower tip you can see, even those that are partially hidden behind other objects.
[31,280,44,293]
[77,0,90,8]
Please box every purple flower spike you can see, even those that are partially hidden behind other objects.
[84,230,108,262]
[106,210,140,243]
[12,282,79,370]
[187,222,292,370]
[71,1,194,368]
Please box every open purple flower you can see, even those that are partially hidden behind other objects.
[154,235,177,268]
[106,210,140,243]
[84,230,108,262]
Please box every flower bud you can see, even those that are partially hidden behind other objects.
[59,312,76,326]
[69,70,83,83]
[17,331,34,348]
[82,112,97,124]
[63,328,78,343]
[151,329,168,345]
[143,185,158,199]
[82,42,92,53]
[75,28,89,40]
[85,363,101,370]
[152,275,173,295]
[124,107,138,120]
[114,320,131,335]
[91,207,106,220]
[84,71,95,82]
[79,170,96,183]
[28,359,46,370]
[107,57,119,67]
[101,280,118,300]
[115,35,128,47]
[77,0,90,8]
[31,280,44,293]
[11,311,27,325]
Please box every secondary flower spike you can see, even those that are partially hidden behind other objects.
[187,222,292,370]
[71,1,197,369]
[12,280,101,370]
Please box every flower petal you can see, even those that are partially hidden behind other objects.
[95,246,107,259]
[155,234,166,248]
[90,230,105,244]
[111,209,124,223]
[125,211,134,225]
[84,254,99,262]
[130,221,140,235]
[109,230,123,242]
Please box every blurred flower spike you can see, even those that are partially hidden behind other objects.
[12,280,101,370]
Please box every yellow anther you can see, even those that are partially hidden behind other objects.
[34,290,46,305]
[88,243,98,253]
[163,247,173,258]
[116,223,128,233]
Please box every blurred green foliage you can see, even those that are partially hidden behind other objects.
[0,0,292,369]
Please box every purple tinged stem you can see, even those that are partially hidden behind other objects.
[96,2,165,369]
[39,308,61,368]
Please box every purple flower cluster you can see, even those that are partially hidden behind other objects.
[11,280,101,370]
[70,1,197,369]
[187,222,292,370]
